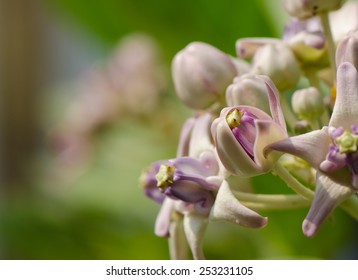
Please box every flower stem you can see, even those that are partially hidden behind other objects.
[319,11,336,80]
[233,191,310,209]
[280,95,297,129]
[273,164,314,200]
[274,164,358,221]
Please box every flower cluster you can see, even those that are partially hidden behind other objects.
[140,0,358,259]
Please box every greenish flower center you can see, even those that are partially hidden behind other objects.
[336,130,358,153]
[155,164,175,189]
[226,109,243,129]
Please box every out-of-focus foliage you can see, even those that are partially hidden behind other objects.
[0,0,357,260]
[44,0,275,58]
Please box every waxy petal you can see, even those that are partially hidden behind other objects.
[257,76,287,132]
[155,198,174,237]
[143,185,166,204]
[302,171,355,237]
[176,117,195,157]
[209,180,268,228]
[254,120,288,171]
[330,62,358,129]
[266,127,330,169]
[168,217,189,260]
[189,113,215,158]
[212,105,275,176]
[173,156,217,178]
[212,116,262,176]
[165,181,214,216]
[235,38,281,58]
[335,30,358,71]
[183,213,208,260]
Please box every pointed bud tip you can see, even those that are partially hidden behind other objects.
[258,217,269,228]
[302,219,318,238]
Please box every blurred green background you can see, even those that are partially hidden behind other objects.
[0,0,357,259]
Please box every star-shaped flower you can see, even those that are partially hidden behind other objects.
[266,62,358,237]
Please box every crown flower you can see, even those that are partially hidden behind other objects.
[140,1,358,260]
[212,76,287,176]
[267,62,358,237]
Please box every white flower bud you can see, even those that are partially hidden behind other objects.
[172,42,237,110]
[291,87,325,120]
[251,43,301,91]
[283,0,345,19]
[225,74,270,113]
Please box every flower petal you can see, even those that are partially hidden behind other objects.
[154,198,174,237]
[330,62,358,129]
[183,213,208,260]
[189,113,214,158]
[254,120,288,171]
[168,216,189,260]
[257,76,287,132]
[212,116,262,176]
[265,127,330,169]
[209,180,268,228]
[172,156,217,178]
[302,171,354,237]
[165,181,214,216]
[235,38,281,58]
[176,117,195,157]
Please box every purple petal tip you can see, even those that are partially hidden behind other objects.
[302,219,318,238]
[259,217,269,228]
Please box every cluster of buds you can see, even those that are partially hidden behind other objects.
[140,0,358,259]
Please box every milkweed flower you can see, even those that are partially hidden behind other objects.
[266,62,358,237]
[211,75,287,176]
[143,111,269,258]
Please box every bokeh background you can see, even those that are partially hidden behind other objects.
[0,0,357,259]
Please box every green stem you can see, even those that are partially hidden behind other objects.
[273,164,314,200]
[274,164,358,222]
[319,11,336,80]
[233,191,310,209]
[280,95,297,129]
[241,201,308,210]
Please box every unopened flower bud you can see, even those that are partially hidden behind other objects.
[251,43,300,91]
[172,42,237,110]
[226,74,270,113]
[283,0,345,19]
[291,87,325,120]
[336,30,358,70]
